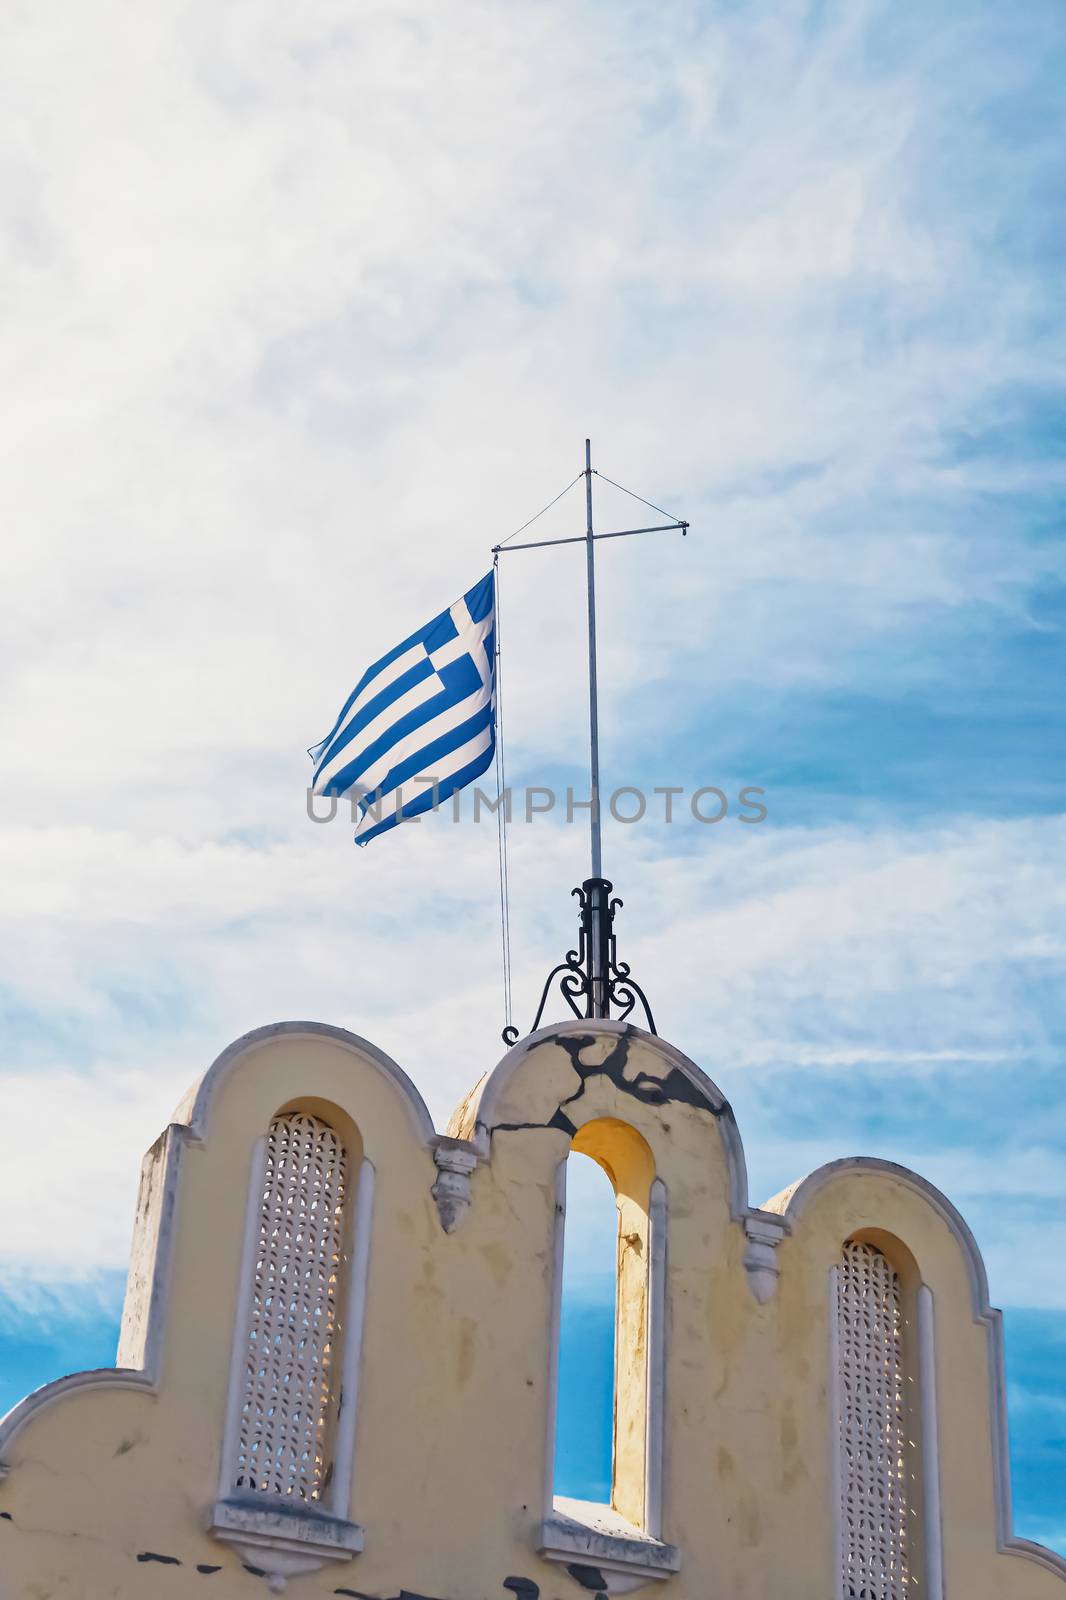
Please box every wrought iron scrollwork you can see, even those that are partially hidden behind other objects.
[502,877,656,1047]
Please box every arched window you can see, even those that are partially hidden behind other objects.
[542,1117,673,1574]
[233,1111,348,1500]
[212,1107,373,1589]
[831,1236,943,1600]
[554,1151,617,1503]
[835,1238,909,1598]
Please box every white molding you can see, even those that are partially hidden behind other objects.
[0,1368,157,1477]
[177,1021,438,1148]
[539,1497,680,1591]
[117,1124,181,1369]
[645,1177,667,1540]
[918,1284,944,1600]
[543,1156,568,1519]
[330,1157,376,1518]
[430,1137,478,1232]
[215,1136,269,1502]
[774,1156,1066,1583]
[741,1209,789,1303]
[827,1265,844,1600]
[207,1498,363,1594]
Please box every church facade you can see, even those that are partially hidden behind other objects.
[0,1018,1063,1598]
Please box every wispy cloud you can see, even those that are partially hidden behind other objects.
[1,0,1065,1541]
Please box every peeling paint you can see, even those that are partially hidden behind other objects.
[566,1563,608,1591]
[494,1032,720,1143]
[333,1589,444,1600]
[503,1577,539,1600]
[556,1032,719,1116]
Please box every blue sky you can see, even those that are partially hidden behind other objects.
[1,0,1064,1560]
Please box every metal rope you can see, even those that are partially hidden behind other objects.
[495,472,585,548]
[492,553,514,1035]
[592,468,685,526]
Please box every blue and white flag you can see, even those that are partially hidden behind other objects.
[309,572,496,845]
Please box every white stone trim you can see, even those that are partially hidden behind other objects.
[539,1497,680,1591]
[207,1499,363,1593]
[645,1177,667,1540]
[918,1284,945,1600]
[0,1368,158,1478]
[543,1155,568,1519]
[215,1136,270,1503]
[773,1156,1066,1583]
[430,1137,478,1232]
[330,1157,376,1517]
[117,1124,182,1370]
[742,1209,789,1303]
[174,1020,438,1146]
[827,1265,844,1600]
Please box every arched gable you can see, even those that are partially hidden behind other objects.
[0,1022,438,1468]
[764,1156,1066,1586]
[174,1020,437,1147]
[448,1019,750,1221]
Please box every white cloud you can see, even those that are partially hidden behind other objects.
[1,807,1064,1308]
[1,0,1064,1335]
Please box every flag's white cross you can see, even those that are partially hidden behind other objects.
[428,598,493,693]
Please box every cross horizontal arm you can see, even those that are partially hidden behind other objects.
[492,520,688,555]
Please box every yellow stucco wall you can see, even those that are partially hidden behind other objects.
[0,1019,1062,1599]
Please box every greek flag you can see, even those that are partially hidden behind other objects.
[309,572,496,845]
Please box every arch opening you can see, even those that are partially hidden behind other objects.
[554,1150,617,1504]
[551,1118,660,1531]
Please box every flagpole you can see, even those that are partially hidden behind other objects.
[584,438,610,1020]
[493,444,688,1043]
[584,438,602,881]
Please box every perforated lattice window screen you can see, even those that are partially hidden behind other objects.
[837,1240,909,1600]
[233,1112,348,1500]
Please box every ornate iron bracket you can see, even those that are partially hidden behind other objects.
[502,878,657,1047]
